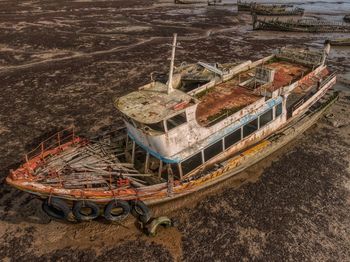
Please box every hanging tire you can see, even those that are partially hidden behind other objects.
[104,199,130,222]
[42,197,70,220]
[130,200,151,224]
[72,201,100,222]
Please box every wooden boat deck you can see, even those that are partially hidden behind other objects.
[9,128,164,193]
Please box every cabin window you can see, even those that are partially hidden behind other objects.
[243,118,258,138]
[204,140,223,162]
[224,128,241,149]
[166,112,187,131]
[275,103,282,118]
[144,121,165,133]
[181,152,203,175]
[259,109,273,128]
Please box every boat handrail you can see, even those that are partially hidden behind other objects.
[290,71,337,112]
[24,127,78,163]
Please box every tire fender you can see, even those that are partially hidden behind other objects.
[130,200,151,224]
[104,199,130,222]
[72,201,100,221]
[42,197,70,220]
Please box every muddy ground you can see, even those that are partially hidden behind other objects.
[0,0,349,261]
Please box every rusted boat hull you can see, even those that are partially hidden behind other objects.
[6,84,338,206]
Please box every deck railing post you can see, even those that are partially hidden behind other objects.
[144,152,150,173]
[167,164,174,197]
[131,141,136,164]
[41,142,44,159]
[178,163,183,179]
[57,132,61,148]
[158,160,163,178]
[72,127,75,142]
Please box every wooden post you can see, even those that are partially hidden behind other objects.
[167,164,174,197]
[40,142,44,158]
[131,141,136,164]
[72,127,75,142]
[178,163,183,180]
[125,134,129,156]
[144,152,150,173]
[158,160,163,178]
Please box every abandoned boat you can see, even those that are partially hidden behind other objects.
[344,15,350,23]
[251,4,304,16]
[174,0,205,4]
[7,35,338,223]
[328,38,350,46]
[252,15,350,33]
[237,0,293,12]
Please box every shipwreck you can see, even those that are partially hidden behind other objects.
[252,15,350,33]
[251,4,304,16]
[7,34,338,224]
[237,0,293,12]
[344,15,350,23]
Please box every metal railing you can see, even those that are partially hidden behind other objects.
[24,127,77,164]
[290,71,337,112]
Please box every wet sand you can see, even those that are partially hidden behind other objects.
[0,0,349,261]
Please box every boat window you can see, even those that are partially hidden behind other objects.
[275,103,282,118]
[166,112,187,131]
[259,109,273,128]
[181,152,203,175]
[144,121,165,133]
[204,140,223,162]
[243,118,258,138]
[224,128,241,149]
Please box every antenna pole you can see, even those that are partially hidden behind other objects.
[168,33,177,94]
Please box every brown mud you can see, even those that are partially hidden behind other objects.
[0,0,349,261]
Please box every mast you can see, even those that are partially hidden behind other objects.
[167,33,177,94]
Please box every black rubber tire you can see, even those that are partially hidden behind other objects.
[104,199,130,222]
[130,200,151,224]
[42,198,70,220]
[72,201,100,221]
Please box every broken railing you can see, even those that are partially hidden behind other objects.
[290,71,337,113]
[24,127,80,164]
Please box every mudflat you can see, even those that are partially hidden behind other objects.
[0,0,349,261]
